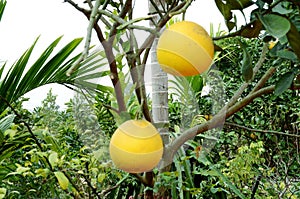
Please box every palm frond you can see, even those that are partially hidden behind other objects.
[0,0,6,22]
[0,36,112,112]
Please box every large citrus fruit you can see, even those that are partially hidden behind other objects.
[109,120,163,173]
[157,21,214,76]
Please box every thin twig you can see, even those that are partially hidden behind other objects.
[80,173,101,198]
[126,25,160,36]
[251,174,262,199]
[137,0,186,57]
[109,0,132,39]
[149,0,164,18]
[99,9,126,24]
[168,0,191,17]
[67,0,101,76]
[126,25,153,122]
[85,0,93,9]
[226,42,269,108]
[251,67,276,94]
[225,122,300,138]
[99,173,130,196]
[62,170,85,198]
[226,83,300,118]
[64,0,89,14]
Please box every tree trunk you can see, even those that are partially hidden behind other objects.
[150,38,169,145]
[148,0,169,198]
[149,0,169,153]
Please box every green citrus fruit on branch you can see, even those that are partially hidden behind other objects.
[157,21,214,76]
[109,120,163,173]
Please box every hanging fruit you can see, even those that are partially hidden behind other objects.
[157,21,214,76]
[109,120,163,173]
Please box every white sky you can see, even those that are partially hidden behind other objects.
[0,0,226,109]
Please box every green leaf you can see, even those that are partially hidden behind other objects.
[54,171,69,190]
[0,114,15,132]
[4,129,17,138]
[0,36,110,113]
[48,152,58,168]
[16,165,30,174]
[97,173,106,183]
[277,50,297,61]
[0,187,6,199]
[274,72,295,95]
[0,0,6,22]
[239,41,253,82]
[287,22,300,60]
[0,38,38,110]
[226,21,236,32]
[215,0,232,22]
[227,0,253,10]
[35,168,50,178]
[259,14,291,38]
[122,41,131,53]
[272,3,293,15]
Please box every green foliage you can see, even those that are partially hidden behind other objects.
[259,14,291,38]
[215,0,300,63]
[0,36,111,113]
[156,34,300,198]
[220,141,265,195]
[1,1,300,198]
[0,90,138,198]
[0,0,6,22]
[274,71,295,95]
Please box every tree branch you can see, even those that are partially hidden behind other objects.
[80,173,101,198]
[108,0,132,40]
[66,0,127,113]
[67,0,101,76]
[64,0,89,14]
[226,43,269,108]
[168,0,191,17]
[137,0,188,57]
[93,17,127,113]
[225,122,300,138]
[251,67,276,94]
[126,29,153,122]
[251,174,262,199]
[161,83,300,169]
[149,0,164,19]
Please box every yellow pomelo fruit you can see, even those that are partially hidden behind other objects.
[109,120,163,173]
[157,21,214,76]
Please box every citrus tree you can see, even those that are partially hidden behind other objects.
[63,0,300,186]
[1,0,300,198]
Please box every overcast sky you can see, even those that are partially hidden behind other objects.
[0,0,226,109]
